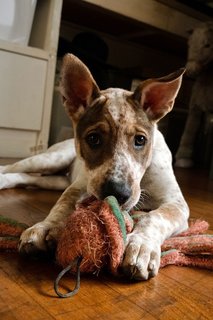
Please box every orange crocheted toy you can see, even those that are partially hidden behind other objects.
[56,196,133,276]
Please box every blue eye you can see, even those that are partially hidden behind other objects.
[134,135,146,148]
[86,133,102,148]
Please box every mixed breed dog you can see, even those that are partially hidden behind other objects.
[5,19,213,280]
[0,53,189,280]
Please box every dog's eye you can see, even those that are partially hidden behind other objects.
[86,133,102,148]
[134,135,146,148]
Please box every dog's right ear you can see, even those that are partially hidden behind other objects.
[60,54,100,121]
[132,68,185,122]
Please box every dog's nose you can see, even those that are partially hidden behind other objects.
[101,179,132,205]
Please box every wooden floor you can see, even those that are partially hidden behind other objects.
[0,168,213,320]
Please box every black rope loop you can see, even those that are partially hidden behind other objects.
[54,256,83,298]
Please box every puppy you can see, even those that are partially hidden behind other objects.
[0,54,189,280]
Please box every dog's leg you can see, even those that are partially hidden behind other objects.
[0,139,75,175]
[122,132,189,280]
[0,173,70,190]
[19,165,87,254]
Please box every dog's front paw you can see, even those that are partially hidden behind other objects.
[122,233,161,280]
[19,221,62,255]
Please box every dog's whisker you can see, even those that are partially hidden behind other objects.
[133,189,151,211]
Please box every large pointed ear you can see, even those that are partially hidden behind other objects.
[132,68,185,122]
[60,54,100,120]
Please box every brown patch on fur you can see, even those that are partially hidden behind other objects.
[76,101,116,169]
[72,86,163,208]
[76,91,155,172]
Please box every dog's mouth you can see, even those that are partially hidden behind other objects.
[82,193,139,213]
[80,190,137,211]
[85,179,141,212]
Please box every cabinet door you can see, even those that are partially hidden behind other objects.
[0,50,47,157]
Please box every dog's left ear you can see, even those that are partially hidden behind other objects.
[133,68,185,122]
[60,54,100,120]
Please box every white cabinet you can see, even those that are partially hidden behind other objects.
[0,0,62,158]
[0,51,46,131]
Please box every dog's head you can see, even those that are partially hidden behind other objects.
[61,54,184,210]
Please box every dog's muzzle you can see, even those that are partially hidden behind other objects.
[100,179,132,205]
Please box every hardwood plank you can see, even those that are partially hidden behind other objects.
[54,298,155,320]
[104,271,213,319]
[0,188,61,226]
[160,266,213,298]
[0,269,55,320]
[127,273,213,320]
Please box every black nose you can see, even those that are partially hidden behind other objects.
[101,179,132,205]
